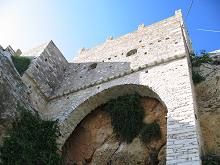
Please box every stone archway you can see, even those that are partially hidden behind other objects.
[59,84,167,165]
[58,84,165,146]
[62,96,167,165]
[45,57,201,164]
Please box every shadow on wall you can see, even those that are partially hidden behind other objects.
[59,83,200,164]
[54,61,133,94]
[62,94,168,165]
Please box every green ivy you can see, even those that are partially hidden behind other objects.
[140,122,161,143]
[190,50,213,84]
[202,154,220,165]
[11,55,31,76]
[190,50,213,68]
[104,93,161,144]
[192,70,205,84]
[0,105,64,165]
[104,93,144,143]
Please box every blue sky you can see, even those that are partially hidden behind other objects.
[0,0,219,61]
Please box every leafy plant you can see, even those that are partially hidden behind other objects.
[104,93,162,144]
[202,154,220,165]
[140,122,161,143]
[11,55,31,75]
[0,105,64,165]
[103,93,145,143]
[190,51,213,67]
[192,70,205,84]
[190,50,213,84]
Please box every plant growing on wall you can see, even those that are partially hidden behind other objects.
[104,93,144,143]
[104,93,161,143]
[190,50,213,84]
[202,154,220,165]
[140,122,161,143]
[11,55,31,76]
[0,105,64,165]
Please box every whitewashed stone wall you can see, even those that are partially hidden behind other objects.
[44,56,201,165]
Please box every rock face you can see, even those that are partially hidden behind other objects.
[62,97,167,165]
[195,63,220,156]
[0,50,33,144]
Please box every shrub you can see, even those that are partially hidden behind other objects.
[190,50,213,84]
[11,55,31,75]
[190,50,213,68]
[0,105,64,165]
[104,93,145,143]
[192,70,205,84]
[140,122,161,143]
[202,154,220,165]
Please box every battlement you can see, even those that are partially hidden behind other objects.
[74,9,189,64]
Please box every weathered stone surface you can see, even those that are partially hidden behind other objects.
[0,49,33,143]
[141,98,167,150]
[63,97,167,165]
[109,138,149,165]
[158,145,166,165]
[195,63,220,156]
[62,108,112,165]
[91,135,120,165]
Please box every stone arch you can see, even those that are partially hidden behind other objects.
[58,83,168,148]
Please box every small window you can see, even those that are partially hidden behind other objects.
[126,49,137,57]
[88,63,97,70]
[108,57,111,60]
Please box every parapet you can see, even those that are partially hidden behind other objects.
[73,10,191,68]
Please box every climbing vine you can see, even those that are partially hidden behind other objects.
[0,105,64,165]
[202,154,220,165]
[140,122,161,143]
[11,55,31,76]
[190,50,213,84]
[103,93,161,143]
